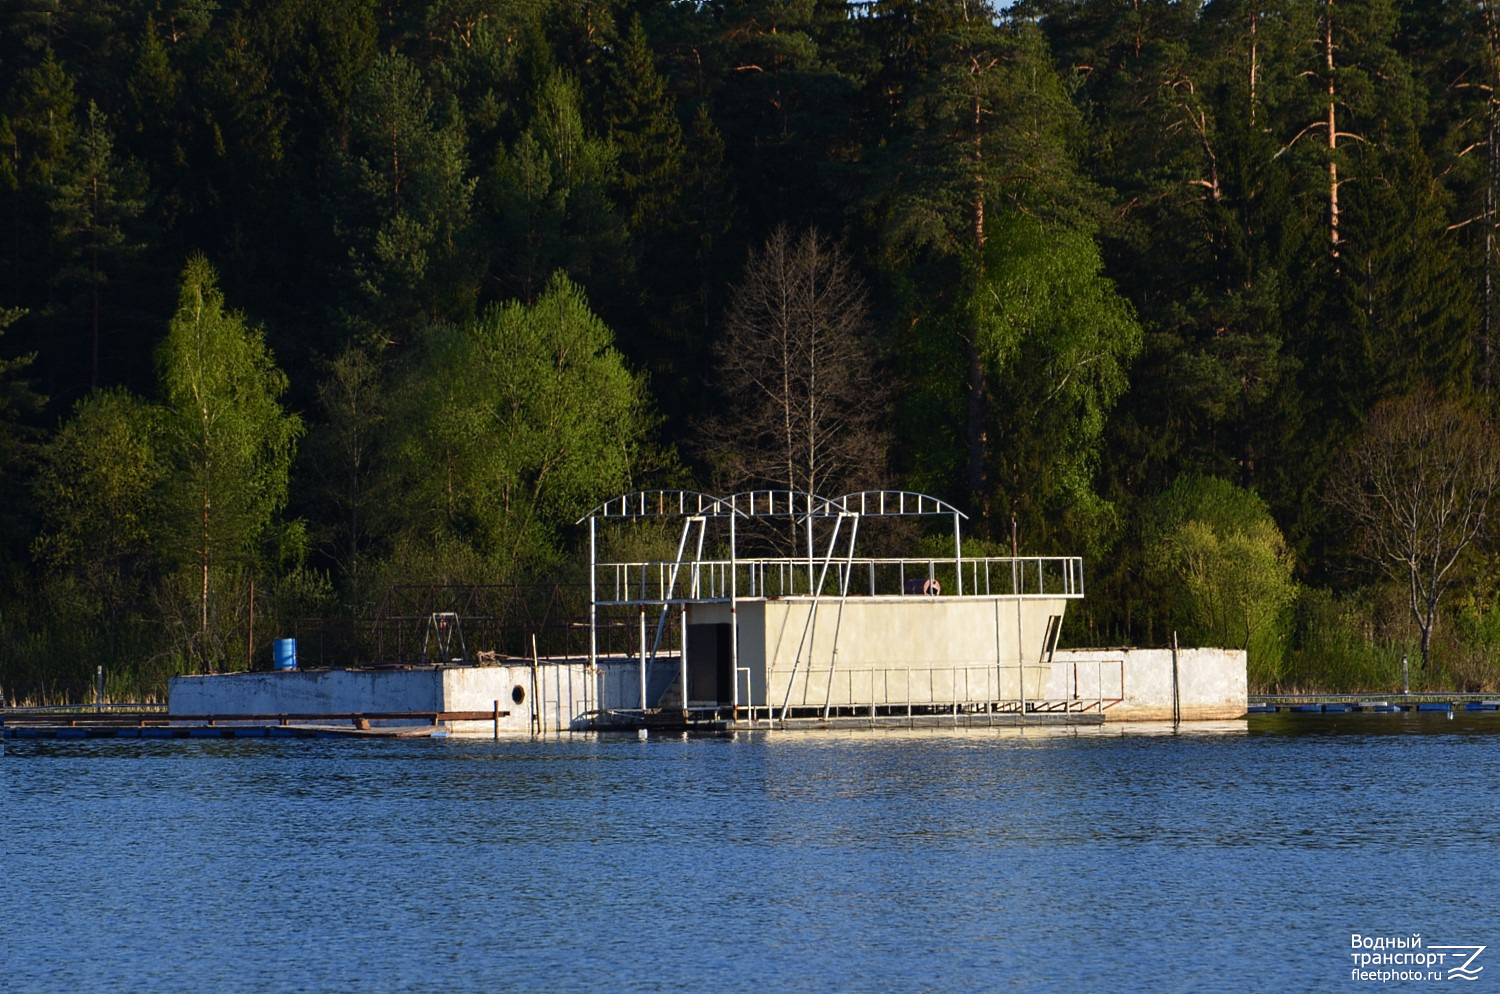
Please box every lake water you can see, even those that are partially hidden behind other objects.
[7,713,1500,992]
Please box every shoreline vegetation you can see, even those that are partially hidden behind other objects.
[3,2,1500,703]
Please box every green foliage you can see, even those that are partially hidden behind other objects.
[487,69,626,302]
[383,272,653,581]
[32,389,159,625]
[5,0,1500,697]
[0,307,42,472]
[974,214,1142,550]
[156,255,303,667]
[300,343,389,587]
[48,100,146,391]
[1283,586,1405,693]
[1143,475,1298,687]
[337,49,478,340]
[605,17,686,235]
[0,306,43,598]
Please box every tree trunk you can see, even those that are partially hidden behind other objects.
[966,83,989,532]
[1486,97,1497,396]
[90,171,100,391]
[1248,9,1259,126]
[1324,0,1341,261]
[201,496,210,668]
[1483,2,1500,397]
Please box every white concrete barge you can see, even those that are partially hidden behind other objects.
[167,490,1248,734]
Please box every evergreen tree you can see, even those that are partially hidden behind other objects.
[300,343,390,591]
[1,50,76,387]
[873,11,1098,533]
[606,16,687,237]
[334,49,479,344]
[487,69,627,304]
[0,306,44,595]
[47,100,144,394]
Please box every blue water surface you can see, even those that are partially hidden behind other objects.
[6,713,1499,993]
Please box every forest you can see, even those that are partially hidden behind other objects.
[3,0,1500,701]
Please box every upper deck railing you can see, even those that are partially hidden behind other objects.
[596,556,1084,606]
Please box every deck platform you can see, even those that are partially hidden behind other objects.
[586,702,1108,733]
[1247,695,1500,714]
[2,708,506,740]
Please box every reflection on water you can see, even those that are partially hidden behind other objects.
[7,713,1500,992]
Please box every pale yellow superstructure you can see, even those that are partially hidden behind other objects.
[688,596,1067,712]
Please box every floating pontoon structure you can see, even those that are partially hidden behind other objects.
[154,489,1135,736]
[578,489,1092,729]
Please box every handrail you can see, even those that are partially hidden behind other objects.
[595,556,1085,603]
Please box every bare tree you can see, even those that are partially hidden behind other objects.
[1326,389,1500,671]
[701,225,888,500]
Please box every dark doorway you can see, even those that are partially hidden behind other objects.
[686,623,734,705]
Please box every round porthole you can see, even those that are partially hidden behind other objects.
[511,685,526,705]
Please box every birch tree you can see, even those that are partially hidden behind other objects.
[156,256,302,669]
[702,224,887,500]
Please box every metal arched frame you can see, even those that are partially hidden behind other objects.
[579,488,975,719]
[580,491,757,715]
[827,491,968,594]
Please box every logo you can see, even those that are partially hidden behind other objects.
[1428,946,1486,982]
[1351,934,1486,983]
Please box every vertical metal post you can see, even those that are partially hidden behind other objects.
[954,511,963,596]
[729,511,740,718]
[588,517,598,673]
[95,665,104,713]
[639,609,648,710]
[1402,654,1409,696]
[994,597,1004,714]
[1012,522,1025,718]
[680,605,690,719]
[805,492,815,595]
[1171,631,1182,724]
[531,638,542,736]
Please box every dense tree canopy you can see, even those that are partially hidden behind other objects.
[3,0,1500,698]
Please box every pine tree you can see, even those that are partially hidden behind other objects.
[334,49,479,343]
[606,16,687,237]
[48,100,143,394]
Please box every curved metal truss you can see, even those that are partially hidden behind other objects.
[579,488,967,523]
[825,490,966,518]
[576,489,741,522]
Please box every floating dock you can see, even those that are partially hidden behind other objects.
[2,708,507,740]
[10,491,1253,740]
[1247,695,1500,714]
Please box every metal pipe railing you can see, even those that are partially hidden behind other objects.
[598,556,1084,603]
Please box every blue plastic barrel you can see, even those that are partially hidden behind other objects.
[273,637,298,671]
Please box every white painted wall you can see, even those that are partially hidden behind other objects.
[170,668,446,716]
[1046,648,1247,720]
[170,659,674,736]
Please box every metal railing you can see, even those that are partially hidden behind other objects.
[728,653,1122,724]
[597,556,1085,605]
